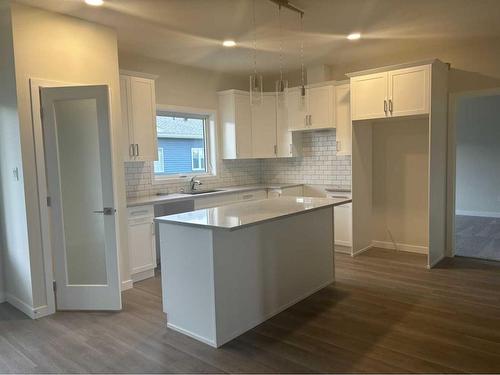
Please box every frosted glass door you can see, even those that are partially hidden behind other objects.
[41,85,121,311]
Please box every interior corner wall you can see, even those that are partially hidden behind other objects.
[0,2,33,308]
[455,94,500,217]
[372,118,429,248]
[9,2,130,312]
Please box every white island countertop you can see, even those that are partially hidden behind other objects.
[155,196,351,231]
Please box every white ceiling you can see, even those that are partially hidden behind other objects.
[15,0,500,74]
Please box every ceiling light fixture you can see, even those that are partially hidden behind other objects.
[222,40,236,47]
[85,0,104,6]
[347,32,361,40]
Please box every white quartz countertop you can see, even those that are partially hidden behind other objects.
[126,183,303,207]
[155,196,352,231]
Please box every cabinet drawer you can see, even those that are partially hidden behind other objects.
[128,204,154,218]
[238,190,267,201]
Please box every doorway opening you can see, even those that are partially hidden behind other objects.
[452,91,500,261]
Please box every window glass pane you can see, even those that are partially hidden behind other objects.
[155,114,207,176]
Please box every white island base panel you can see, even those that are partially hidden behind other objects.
[159,207,334,347]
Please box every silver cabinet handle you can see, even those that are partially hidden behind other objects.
[274,145,277,155]
[129,144,134,157]
[384,99,388,115]
[242,194,253,199]
[93,207,116,215]
[136,143,139,156]
[309,114,312,126]
[289,143,293,155]
[389,99,393,114]
[336,140,341,151]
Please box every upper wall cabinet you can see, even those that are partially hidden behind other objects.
[287,84,335,131]
[334,83,351,156]
[120,74,158,162]
[218,90,301,159]
[219,90,252,159]
[350,64,430,121]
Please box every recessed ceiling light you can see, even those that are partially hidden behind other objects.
[85,0,104,6]
[223,40,237,47]
[347,32,361,40]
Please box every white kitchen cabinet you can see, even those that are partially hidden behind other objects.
[287,84,335,131]
[219,90,252,159]
[350,72,388,121]
[120,74,158,162]
[350,64,431,121]
[218,89,301,159]
[388,65,430,117]
[251,94,277,158]
[276,97,302,157]
[334,83,351,156]
[128,205,156,282]
[308,85,334,129]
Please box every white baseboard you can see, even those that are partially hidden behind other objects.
[5,293,50,319]
[456,210,500,218]
[121,279,133,291]
[352,244,372,257]
[427,254,446,269]
[132,268,155,283]
[167,322,218,348]
[335,245,352,254]
[372,240,428,254]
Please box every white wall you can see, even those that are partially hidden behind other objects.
[0,2,33,308]
[456,94,500,217]
[372,118,429,248]
[8,2,130,313]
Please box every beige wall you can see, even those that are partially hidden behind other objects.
[10,3,130,310]
[0,2,31,306]
[372,118,430,248]
[119,52,247,109]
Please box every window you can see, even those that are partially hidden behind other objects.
[191,148,205,171]
[154,148,165,173]
[153,110,213,180]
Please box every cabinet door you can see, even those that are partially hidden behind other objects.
[120,76,134,161]
[388,65,430,117]
[128,216,156,275]
[129,76,158,162]
[334,84,352,155]
[276,98,302,157]
[308,85,334,129]
[334,203,352,248]
[286,88,308,130]
[251,95,277,158]
[234,93,253,159]
[351,72,388,121]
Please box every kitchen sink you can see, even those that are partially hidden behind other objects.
[182,189,222,195]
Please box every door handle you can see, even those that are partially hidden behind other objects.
[129,144,134,157]
[384,99,388,115]
[93,207,116,215]
[389,99,393,114]
[135,144,139,157]
[289,143,293,155]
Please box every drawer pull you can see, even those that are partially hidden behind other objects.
[242,194,253,199]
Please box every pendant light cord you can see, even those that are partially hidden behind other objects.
[278,4,284,83]
[252,0,257,76]
[300,13,305,88]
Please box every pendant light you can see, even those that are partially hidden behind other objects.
[275,4,288,104]
[298,12,307,110]
[249,0,263,106]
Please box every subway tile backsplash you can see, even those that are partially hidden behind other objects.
[262,130,351,188]
[125,129,351,199]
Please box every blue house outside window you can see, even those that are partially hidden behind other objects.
[153,113,207,177]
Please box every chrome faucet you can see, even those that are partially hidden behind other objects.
[190,175,202,191]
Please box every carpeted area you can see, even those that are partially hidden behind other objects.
[455,214,500,261]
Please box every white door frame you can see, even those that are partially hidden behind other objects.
[446,87,500,257]
[30,78,121,315]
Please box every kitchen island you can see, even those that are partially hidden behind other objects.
[156,196,351,347]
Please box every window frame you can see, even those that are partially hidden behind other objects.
[154,147,165,173]
[152,105,217,183]
[191,147,205,171]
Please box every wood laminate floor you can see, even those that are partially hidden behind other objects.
[1,248,500,373]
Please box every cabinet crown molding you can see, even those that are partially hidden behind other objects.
[346,58,449,78]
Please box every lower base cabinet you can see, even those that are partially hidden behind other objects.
[326,192,352,253]
[128,205,156,282]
